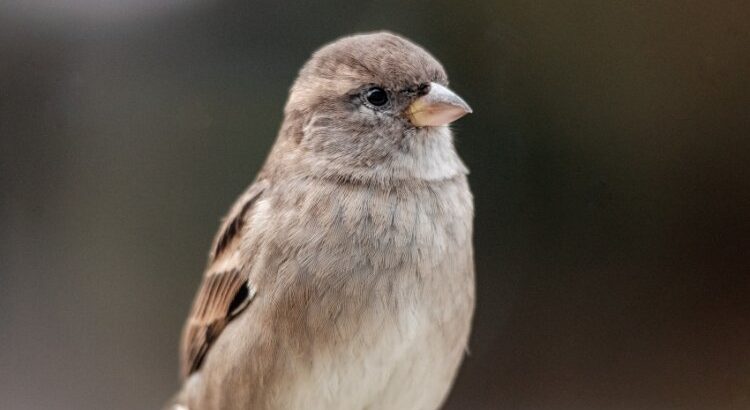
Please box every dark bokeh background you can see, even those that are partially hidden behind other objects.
[1,1,749,409]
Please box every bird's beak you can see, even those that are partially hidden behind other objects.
[406,82,472,127]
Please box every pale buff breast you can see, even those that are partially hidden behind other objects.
[253,175,473,409]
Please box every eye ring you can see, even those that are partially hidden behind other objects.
[363,87,389,107]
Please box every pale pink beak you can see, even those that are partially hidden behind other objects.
[406,82,472,127]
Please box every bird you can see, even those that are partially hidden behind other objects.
[167,31,475,410]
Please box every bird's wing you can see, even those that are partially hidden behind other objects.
[179,179,268,379]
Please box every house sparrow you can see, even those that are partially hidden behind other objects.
[168,31,474,410]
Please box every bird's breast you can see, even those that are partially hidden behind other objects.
[254,173,474,334]
[243,175,474,409]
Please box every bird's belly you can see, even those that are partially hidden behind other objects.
[285,278,472,410]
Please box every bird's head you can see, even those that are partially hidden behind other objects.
[273,31,472,185]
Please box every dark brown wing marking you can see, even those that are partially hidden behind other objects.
[210,180,268,261]
[180,269,256,378]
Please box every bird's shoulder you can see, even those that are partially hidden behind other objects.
[208,178,270,263]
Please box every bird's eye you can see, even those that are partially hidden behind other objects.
[364,87,389,107]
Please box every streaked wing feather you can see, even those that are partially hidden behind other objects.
[179,180,267,379]
[181,269,249,377]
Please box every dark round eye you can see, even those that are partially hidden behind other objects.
[364,87,389,106]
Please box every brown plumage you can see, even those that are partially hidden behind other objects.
[180,180,267,378]
[169,31,474,410]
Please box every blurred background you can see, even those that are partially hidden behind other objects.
[1,1,749,409]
